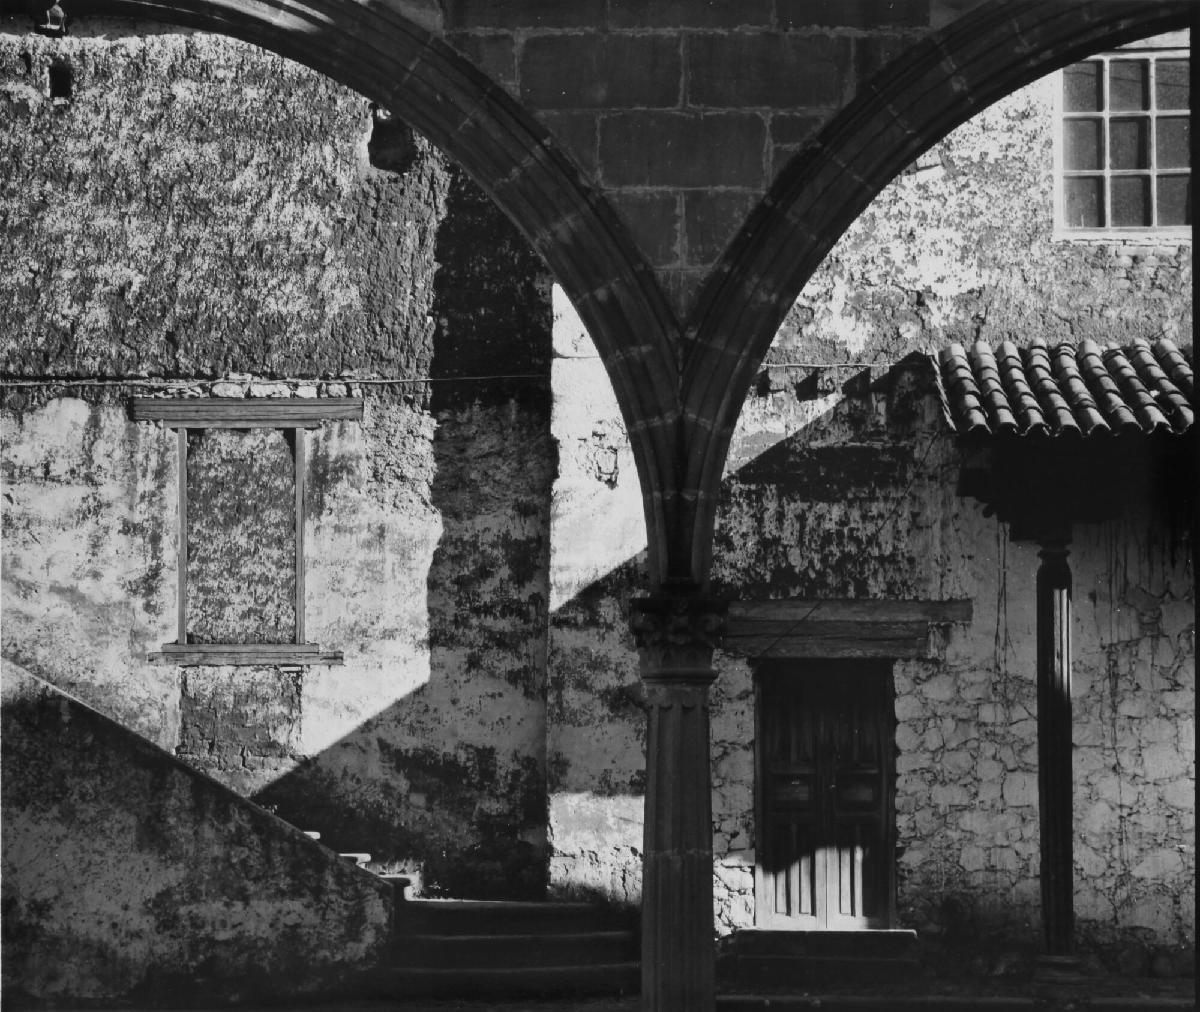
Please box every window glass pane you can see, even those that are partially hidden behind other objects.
[1156,175,1191,225]
[1063,62,1103,112]
[1110,60,1148,111]
[1064,177,1104,228]
[1155,59,1189,110]
[1111,176,1150,227]
[1109,118,1149,170]
[1156,117,1190,169]
[1064,119,1102,170]
[187,428,297,644]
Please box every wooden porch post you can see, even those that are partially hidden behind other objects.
[1036,539,1074,958]
[631,588,726,1012]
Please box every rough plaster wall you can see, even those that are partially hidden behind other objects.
[774,74,1191,366]
[0,399,180,749]
[255,394,555,899]
[186,427,296,643]
[1,27,556,900]
[544,66,1194,946]
[0,27,443,382]
[1,668,393,1005]
[1071,520,1195,948]
[547,286,648,905]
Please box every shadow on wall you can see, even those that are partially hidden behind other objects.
[246,352,1192,957]
[254,166,558,900]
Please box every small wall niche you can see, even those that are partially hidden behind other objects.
[48,62,72,100]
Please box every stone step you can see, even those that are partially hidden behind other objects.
[372,961,641,998]
[721,928,918,959]
[720,954,919,991]
[396,898,636,935]
[392,929,639,968]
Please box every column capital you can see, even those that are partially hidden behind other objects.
[1037,539,1072,589]
[630,583,727,685]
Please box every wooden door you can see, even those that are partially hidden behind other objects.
[756,661,895,930]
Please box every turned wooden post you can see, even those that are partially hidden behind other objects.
[631,588,726,1012]
[1036,540,1074,957]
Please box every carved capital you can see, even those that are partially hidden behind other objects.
[630,588,727,684]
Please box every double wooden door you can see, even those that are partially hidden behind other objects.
[756,661,895,930]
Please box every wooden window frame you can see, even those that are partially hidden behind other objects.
[131,397,362,666]
[1053,33,1191,242]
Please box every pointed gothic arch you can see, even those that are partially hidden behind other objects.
[678,0,1191,585]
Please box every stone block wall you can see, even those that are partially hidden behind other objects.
[438,0,962,314]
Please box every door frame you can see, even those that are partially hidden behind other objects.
[753,657,899,930]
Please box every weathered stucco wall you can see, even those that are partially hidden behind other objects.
[773,70,1192,367]
[1,26,555,902]
[2,667,393,1006]
[544,55,1194,954]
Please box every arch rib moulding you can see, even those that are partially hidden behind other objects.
[679,0,1193,586]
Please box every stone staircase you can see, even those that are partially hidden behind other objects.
[373,888,641,998]
[718,929,919,992]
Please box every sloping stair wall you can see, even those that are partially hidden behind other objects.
[2,666,641,1006]
[1,666,395,1007]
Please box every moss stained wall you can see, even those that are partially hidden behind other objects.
[186,427,297,644]
[545,58,1194,953]
[2,668,393,1005]
[0,27,443,381]
[772,72,1191,368]
[1,26,555,901]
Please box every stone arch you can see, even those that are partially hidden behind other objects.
[22,0,683,573]
[679,0,1192,584]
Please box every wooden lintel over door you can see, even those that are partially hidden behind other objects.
[755,659,897,930]
[727,599,972,660]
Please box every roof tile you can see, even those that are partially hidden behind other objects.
[934,339,1193,438]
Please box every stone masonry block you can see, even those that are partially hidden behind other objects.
[444,0,605,29]
[856,33,915,88]
[609,0,772,28]
[521,34,681,109]
[661,267,707,321]
[532,115,596,191]
[771,111,829,146]
[447,33,517,93]
[609,191,681,268]
[683,190,758,266]
[599,112,765,187]
[687,33,850,108]
[777,0,930,30]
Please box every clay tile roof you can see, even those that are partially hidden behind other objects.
[936,338,1193,438]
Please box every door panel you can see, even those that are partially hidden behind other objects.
[756,661,895,930]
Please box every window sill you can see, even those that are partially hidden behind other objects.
[1051,228,1192,245]
[149,643,344,666]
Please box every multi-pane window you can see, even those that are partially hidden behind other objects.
[1058,41,1190,235]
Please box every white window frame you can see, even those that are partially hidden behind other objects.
[1052,30,1191,243]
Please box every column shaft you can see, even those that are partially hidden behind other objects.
[631,589,725,1012]
[642,681,715,1012]
[1036,544,1073,956]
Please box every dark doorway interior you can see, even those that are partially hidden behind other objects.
[755,659,896,930]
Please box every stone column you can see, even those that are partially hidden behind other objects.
[631,587,726,1012]
[1036,540,1074,959]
